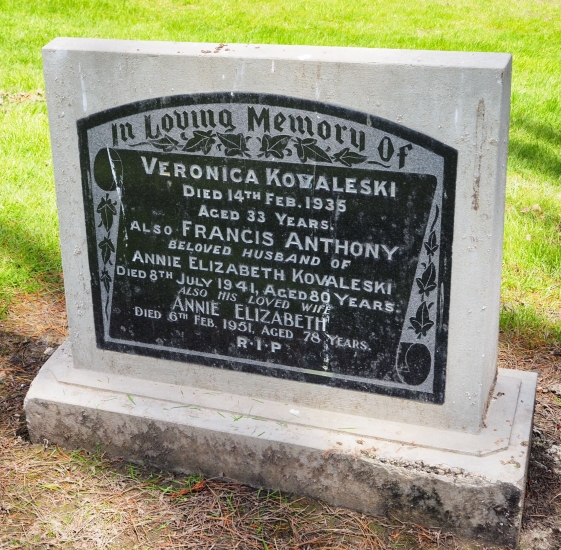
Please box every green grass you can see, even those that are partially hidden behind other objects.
[0,0,559,343]
[0,100,61,309]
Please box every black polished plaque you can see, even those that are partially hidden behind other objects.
[78,93,456,403]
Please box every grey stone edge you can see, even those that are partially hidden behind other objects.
[25,341,537,548]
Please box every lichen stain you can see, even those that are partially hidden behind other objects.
[472,99,486,211]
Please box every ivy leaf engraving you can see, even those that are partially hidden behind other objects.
[149,135,179,152]
[98,236,115,265]
[96,194,117,233]
[424,231,439,257]
[182,130,216,154]
[100,268,112,293]
[332,147,368,167]
[409,302,435,338]
[293,138,332,164]
[216,133,251,157]
[416,262,437,297]
[258,134,291,159]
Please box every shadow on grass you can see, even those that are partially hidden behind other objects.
[500,304,561,349]
[510,115,561,186]
[0,212,62,314]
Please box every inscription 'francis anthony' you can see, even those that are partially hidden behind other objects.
[78,93,457,403]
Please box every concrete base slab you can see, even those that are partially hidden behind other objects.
[25,340,537,547]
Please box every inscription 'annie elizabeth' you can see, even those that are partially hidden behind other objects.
[79,92,456,403]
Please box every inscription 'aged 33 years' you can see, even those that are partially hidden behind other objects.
[78,93,457,403]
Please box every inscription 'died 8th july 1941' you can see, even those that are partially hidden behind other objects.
[78,93,457,403]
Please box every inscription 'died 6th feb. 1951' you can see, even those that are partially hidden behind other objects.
[78,93,457,403]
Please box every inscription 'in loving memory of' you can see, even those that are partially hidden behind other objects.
[78,93,457,403]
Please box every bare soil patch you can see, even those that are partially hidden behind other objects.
[0,89,45,105]
[1,294,560,549]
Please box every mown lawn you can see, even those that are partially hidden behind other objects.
[0,0,559,343]
[0,3,560,549]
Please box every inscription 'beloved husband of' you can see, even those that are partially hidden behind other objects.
[79,93,457,403]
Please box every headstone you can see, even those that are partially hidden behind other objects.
[26,38,536,547]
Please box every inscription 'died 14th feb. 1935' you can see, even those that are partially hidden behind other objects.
[78,93,457,403]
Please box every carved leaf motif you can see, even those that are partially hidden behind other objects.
[258,134,291,159]
[182,130,216,154]
[416,262,437,297]
[293,138,332,164]
[409,302,434,338]
[100,268,112,293]
[149,135,179,152]
[424,231,439,256]
[96,194,117,233]
[332,147,368,167]
[216,133,251,157]
[98,236,115,265]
